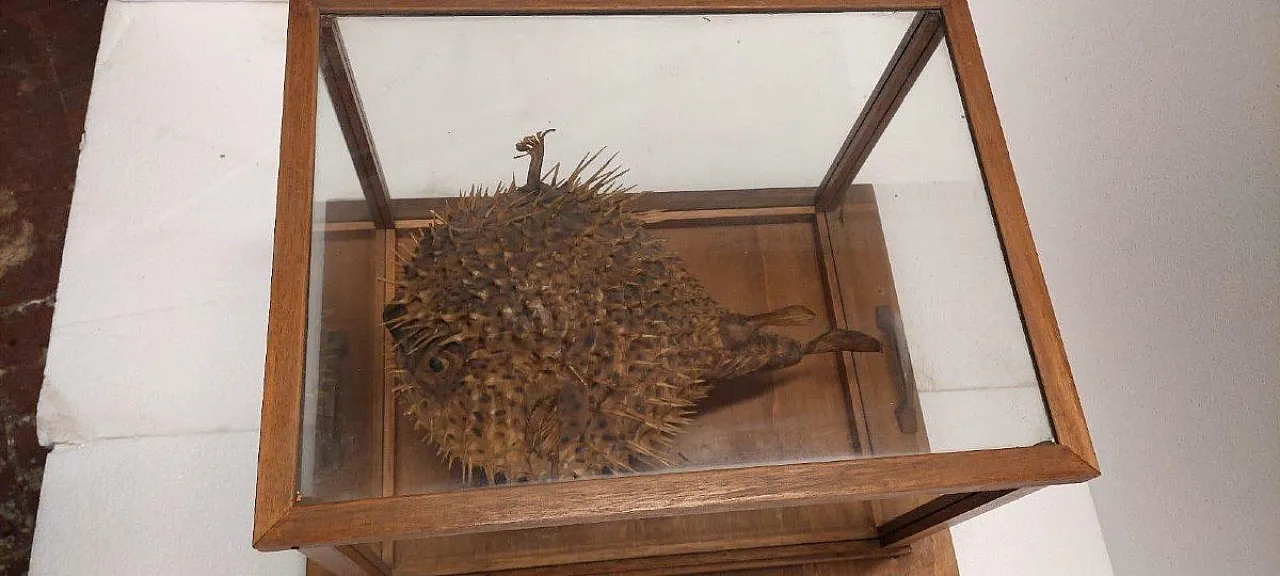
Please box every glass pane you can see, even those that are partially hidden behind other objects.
[314,76,371,223]
[298,64,384,501]
[849,37,1053,457]
[338,13,914,195]
[297,11,1052,503]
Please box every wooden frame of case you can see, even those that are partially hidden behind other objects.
[255,0,1099,573]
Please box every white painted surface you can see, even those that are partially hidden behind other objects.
[968,1,1280,574]
[34,3,300,570]
[41,294,272,442]
[30,431,302,575]
[39,1,287,444]
[40,0,1280,574]
[952,484,1114,576]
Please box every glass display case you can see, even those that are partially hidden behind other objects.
[254,1,1098,574]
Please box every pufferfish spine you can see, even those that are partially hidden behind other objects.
[384,130,881,485]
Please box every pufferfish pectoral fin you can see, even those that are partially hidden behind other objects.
[720,305,818,349]
[745,304,817,328]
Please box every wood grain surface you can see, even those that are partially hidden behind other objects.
[641,206,815,228]
[323,188,819,224]
[719,529,957,576]
[820,185,937,525]
[378,230,398,564]
[396,503,879,574]
[304,544,391,576]
[255,0,319,546]
[256,443,1095,550]
[469,540,902,576]
[314,0,944,16]
[877,488,1025,546]
[813,216,873,455]
[304,230,384,502]
[306,530,960,575]
[656,222,858,467]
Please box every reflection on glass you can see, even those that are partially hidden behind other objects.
[297,11,1052,503]
[337,13,914,195]
[300,227,384,501]
[854,38,1053,455]
[299,66,383,501]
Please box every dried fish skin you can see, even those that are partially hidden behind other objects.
[384,131,880,484]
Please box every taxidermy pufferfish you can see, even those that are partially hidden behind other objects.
[384,130,881,485]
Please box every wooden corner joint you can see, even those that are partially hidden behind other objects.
[1027,440,1099,481]
[813,9,944,211]
[253,500,298,552]
[1056,441,1102,479]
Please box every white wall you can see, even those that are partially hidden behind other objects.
[38,0,286,444]
[968,0,1280,574]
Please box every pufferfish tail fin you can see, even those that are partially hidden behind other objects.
[804,329,882,354]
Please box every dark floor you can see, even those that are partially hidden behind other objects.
[0,1,107,573]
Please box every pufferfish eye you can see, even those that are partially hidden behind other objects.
[427,357,446,373]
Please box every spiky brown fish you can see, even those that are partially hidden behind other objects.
[384,131,880,484]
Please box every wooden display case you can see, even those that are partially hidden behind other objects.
[254,2,1099,574]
